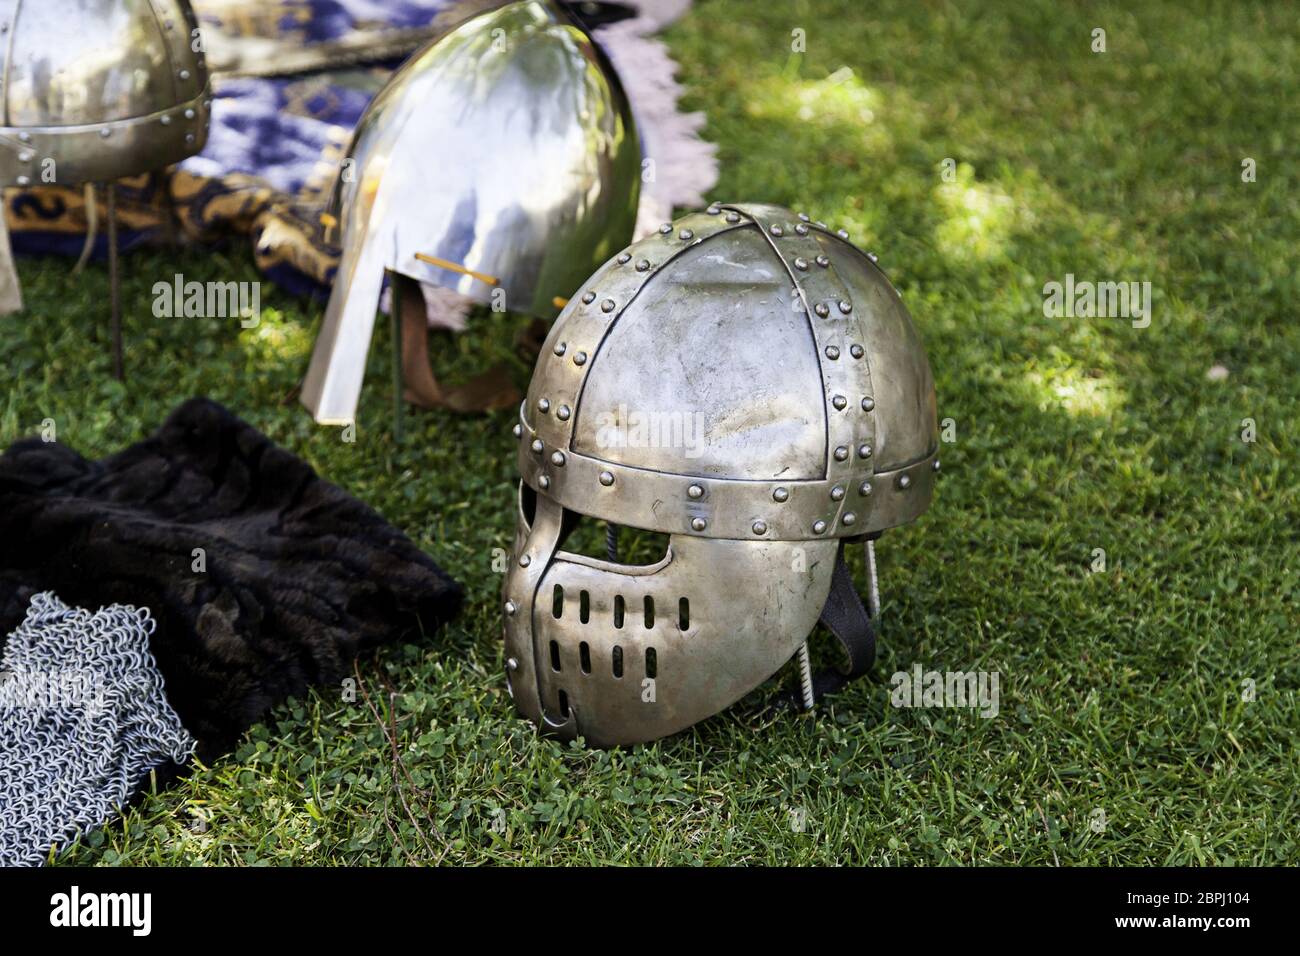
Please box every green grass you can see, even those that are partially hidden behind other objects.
[5,0,1297,865]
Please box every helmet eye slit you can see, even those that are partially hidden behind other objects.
[643,596,655,629]
[579,589,591,624]
[552,584,564,619]
[679,597,690,631]
[645,648,658,679]
[612,646,624,678]
[613,595,625,629]
[579,641,592,674]
[549,640,562,672]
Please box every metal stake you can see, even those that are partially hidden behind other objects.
[105,182,123,381]
[389,271,404,444]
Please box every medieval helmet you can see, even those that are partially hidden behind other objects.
[502,202,939,747]
[0,0,211,187]
[300,0,641,426]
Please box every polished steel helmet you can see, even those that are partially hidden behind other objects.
[0,0,211,186]
[301,0,641,425]
[502,202,939,747]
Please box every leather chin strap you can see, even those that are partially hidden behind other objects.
[772,538,877,711]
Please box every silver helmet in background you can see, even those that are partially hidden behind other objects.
[0,0,211,186]
[301,0,641,426]
[502,203,939,747]
[0,0,211,350]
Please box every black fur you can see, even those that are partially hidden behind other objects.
[0,398,462,762]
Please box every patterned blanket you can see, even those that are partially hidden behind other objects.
[5,0,716,324]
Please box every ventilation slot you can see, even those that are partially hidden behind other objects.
[645,647,658,679]
[549,639,561,672]
[552,584,564,619]
[612,645,624,678]
[579,641,591,675]
[580,589,591,624]
[558,689,570,718]
[614,595,625,629]
[679,597,690,631]
[644,596,655,629]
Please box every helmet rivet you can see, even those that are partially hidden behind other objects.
[725,211,741,223]
[679,229,694,240]
[15,175,28,186]
[842,512,856,526]
[752,520,768,536]
[837,228,850,239]
[18,132,31,143]
[691,517,707,532]
[707,204,722,215]
[814,302,830,318]
[554,341,567,356]
[581,291,596,304]
[601,299,616,313]
[838,300,853,314]
[812,520,828,535]
[179,69,191,80]
[773,487,789,503]
[617,252,632,264]
[861,396,875,412]
[17,150,32,163]
[825,346,840,360]
[815,255,830,268]
[898,474,912,489]
[599,471,615,486]
[635,259,650,272]
[660,223,673,234]
[100,128,112,138]
[868,252,879,263]
[850,344,864,359]
[507,657,519,671]
[519,554,531,567]
[538,398,550,414]
[531,439,544,454]
[185,108,196,120]
[795,223,809,236]
[769,224,784,237]
[794,257,809,271]
[858,444,873,459]
[834,446,849,462]
[551,451,566,467]
[505,601,517,616]
[798,212,811,222]
[859,481,873,496]
[687,484,704,499]
[830,485,845,501]
[573,351,587,366]
[539,475,551,490]
[512,423,523,438]
[832,395,847,410]
[933,460,941,472]
[556,405,571,421]
[160,114,172,125]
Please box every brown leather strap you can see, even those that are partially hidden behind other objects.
[395,273,522,413]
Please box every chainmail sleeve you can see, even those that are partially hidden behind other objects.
[0,592,196,867]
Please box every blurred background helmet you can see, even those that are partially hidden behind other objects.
[0,0,211,186]
[301,0,641,425]
[502,202,939,747]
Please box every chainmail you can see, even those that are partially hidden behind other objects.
[0,592,196,866]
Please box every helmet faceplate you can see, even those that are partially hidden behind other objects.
[504,203,938,746]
